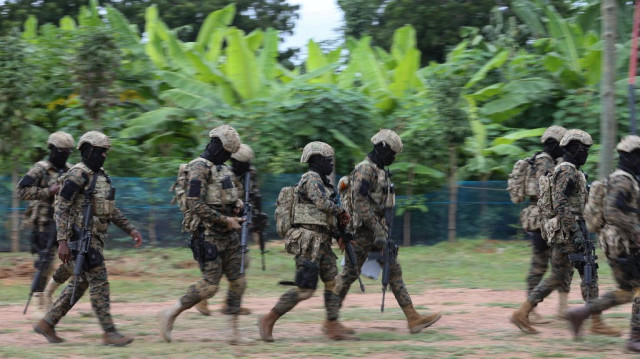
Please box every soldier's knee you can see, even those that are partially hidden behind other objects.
[229,276,246,294]
[295,287,315,301]
[324,279,336,292]
[202,284,219,299]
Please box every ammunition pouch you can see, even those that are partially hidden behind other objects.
[526,231,548,252]
[295,259,319,289]
[86,247,104,269]
[190,230,218,267]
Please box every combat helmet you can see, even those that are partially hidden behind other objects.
[231,144,255,162]
[47,131,74,149]
[560,129,593,147]
[616,135,640,153]
[371,129,403,153]
[300,141,334,163]
[209,125,241,153]
[540,125,567,143]
[77,131,111,150]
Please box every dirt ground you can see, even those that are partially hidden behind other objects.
[0,287,636,358]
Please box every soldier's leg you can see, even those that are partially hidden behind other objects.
[44,261,74,310]
[574,258,622,336]
[627,288,640,352]
[333,232,371,303]
[526,231,550,295]
[318,244,353,340]
[85,262,115,333]
[221,242,247,315]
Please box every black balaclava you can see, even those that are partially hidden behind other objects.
[80,143,107,172]
[201,137,231,165]
[308,155,334,185]
[618,149,640,177]
[48,145,71,170]
[231,158,251,177]
[542,139,563,159]
[368,143,396,169]
[562,140,589,168]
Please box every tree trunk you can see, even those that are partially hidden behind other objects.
[599,0,617,179]
[402,159,416,247]
[447,147,458,243]
[11,160,20,252]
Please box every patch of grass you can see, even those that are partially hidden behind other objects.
[479,302,519,308]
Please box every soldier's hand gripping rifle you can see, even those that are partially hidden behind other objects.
[338,223,365,293]
[568,221,597,301]
[23,221,56,314]
[240,171,252,275]
[380,206,398,313]
[70,173,99,305]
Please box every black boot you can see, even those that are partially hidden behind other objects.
[627,329,640,352]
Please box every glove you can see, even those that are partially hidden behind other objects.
[337,211,350,227]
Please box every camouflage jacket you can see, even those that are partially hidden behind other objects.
[350,157,394,238]
[601,169,640,257]
[294,170,343,230]
[55,163,135,244]
[551,161,588,236]
[17,160,70,230]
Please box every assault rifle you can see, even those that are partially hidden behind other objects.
[253,211,268,271]
[380,206,398,313]
[240,172,252,275]
[568,221,597,301]
[70,173,99,305]
[23,221,56,314]
[338,224,365,293]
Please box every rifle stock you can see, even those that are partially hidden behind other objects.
[240,172,252,275]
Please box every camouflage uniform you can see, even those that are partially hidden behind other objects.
[158,125,245,344]
[38,131,139,345]
[333,129,441,334]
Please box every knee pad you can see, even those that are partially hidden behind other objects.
[295,287,315,301]
[295,260,319,289]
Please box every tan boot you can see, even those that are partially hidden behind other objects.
[30,292,46,320]
[401,304,442,334]
[103,331,134,346]
[627,330,640,352]
[322,319,355,335]
[258,309,281,342]
[228,315,252,345]
[43,278,61,311]
[195,299,210,316]
[509,300,538,334]
[157,301,187,343]
[33,319,64,343]
[529,308,551,325]
[556,292,568,319]
[590,314,622,336]
[564,305,591,337]
[220,302,251,315]
[324,319,356,340]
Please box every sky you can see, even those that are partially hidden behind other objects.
[280,0,344,62]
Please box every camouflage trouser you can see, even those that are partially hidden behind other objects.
[528,244,598,306]
[180,232,246,313]
[273,240,341,320]
[334,227,413,308]
[33,243,57,292]
[44,257,115,333]
[51,261,73,285]
[526,230,572,295]
[586,255,640,331]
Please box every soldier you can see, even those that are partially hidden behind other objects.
[565,135,640,350]
[18,132,75,315]
[258,141,352,342]
[194,143,257,316]
[510,129,618,335]
[332,129,441,334]
[33,131,143,346]
[518,125,572,322]
[157,125,246,344]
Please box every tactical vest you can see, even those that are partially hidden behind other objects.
[65,163,115,232]
[189,158,240,209]
[293,172,334,228]
[24,161,69,227]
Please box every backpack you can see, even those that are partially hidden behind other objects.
[584,170,638,233]
[507,156,537,204]
[274,186,296,238]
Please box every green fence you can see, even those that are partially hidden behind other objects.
[0,176,525,252]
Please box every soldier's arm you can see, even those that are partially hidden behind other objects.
[110,207,136,234]
[604,175,638,229]
[303,175,344,216]
[54,168,86,242]
[185,160,226,225]
[16,165,49,200]
[351,164,384,234]
[552,169,580,233]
